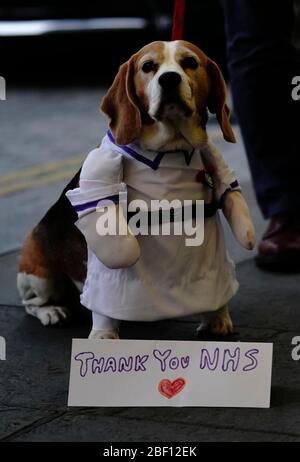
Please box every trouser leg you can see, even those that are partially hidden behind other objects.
[221,0,300,218]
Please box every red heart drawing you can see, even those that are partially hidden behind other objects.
[158,377,186,399]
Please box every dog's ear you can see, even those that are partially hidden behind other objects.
[207,59,236,143]
[100,58,141,145]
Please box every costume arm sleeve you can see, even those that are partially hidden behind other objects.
[65,144,125,218]
[201,142,242,206]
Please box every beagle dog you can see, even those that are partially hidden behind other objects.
[17,40,255,338]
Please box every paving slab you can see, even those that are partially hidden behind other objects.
[0,407,59,441]
[11,413,300,442]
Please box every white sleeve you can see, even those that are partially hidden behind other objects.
[65,140,126,218]
[201,142,241,205]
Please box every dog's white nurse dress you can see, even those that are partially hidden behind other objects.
[66,131,240,321]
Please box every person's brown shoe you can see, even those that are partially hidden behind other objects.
[256,215,300,272]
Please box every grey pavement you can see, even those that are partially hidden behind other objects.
[0,86,106,254]
[0,87,300,442]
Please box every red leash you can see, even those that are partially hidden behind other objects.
[171,0,186,40]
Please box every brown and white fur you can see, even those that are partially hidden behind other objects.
[17,41,255,337]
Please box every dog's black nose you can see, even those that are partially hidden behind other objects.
[158,72,182,89]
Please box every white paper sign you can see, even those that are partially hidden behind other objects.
[68,339,273,408]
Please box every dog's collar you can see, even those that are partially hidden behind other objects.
[107,130,195,170]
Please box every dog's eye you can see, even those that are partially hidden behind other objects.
[181,56,198,70]
[142,60,156,73]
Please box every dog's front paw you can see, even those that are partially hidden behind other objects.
[88,329,119,340]
[26,305,70,326]
[197,305,233,337]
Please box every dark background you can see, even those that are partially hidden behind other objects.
[0,0,227,83]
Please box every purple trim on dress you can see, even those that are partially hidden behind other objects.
[230,180,239,189]
[74,194,119,213]
[219,181,240,208]
[107,130,195,169]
